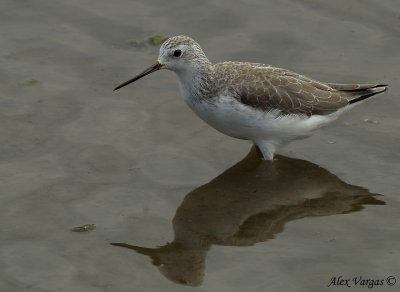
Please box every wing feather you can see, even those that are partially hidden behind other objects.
[214,62,386,117]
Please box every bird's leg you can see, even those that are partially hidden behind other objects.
[254,141,277,160]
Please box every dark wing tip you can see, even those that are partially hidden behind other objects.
[348,84,388,104]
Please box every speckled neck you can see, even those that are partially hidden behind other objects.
[176,62,218,102]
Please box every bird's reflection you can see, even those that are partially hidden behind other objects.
[111,146,385,286]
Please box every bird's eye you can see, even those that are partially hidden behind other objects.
[173,49,182,57]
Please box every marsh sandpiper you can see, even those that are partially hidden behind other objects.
[114,35,387,160]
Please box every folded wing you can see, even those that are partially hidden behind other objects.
[217,63,387,117]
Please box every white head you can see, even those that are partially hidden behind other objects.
[114,36,211,91]
[158,35,211,72]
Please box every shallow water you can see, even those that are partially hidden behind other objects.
[1,0,399,291]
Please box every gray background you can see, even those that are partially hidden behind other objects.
[0,0,399,291]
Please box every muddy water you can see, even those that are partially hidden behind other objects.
[0,0,399,291]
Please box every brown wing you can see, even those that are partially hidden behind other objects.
[215,62,386,117]
[230,65,348,116]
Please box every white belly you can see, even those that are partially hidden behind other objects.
[184,94,331,141]
[180,88,347,160]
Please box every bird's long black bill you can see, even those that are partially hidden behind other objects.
[113,62,162,91]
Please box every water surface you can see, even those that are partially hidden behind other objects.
[0,0,399,291]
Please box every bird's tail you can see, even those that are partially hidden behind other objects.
[327,83,388,104]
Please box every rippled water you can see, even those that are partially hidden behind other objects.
[1,0,399,291]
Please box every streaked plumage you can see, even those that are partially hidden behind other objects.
[213,62,386,116]
[114,35,387,160]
